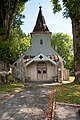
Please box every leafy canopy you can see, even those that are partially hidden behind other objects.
[51,0,80,18]
[0,0,28,40]
[0,28,31,64]
[51,33,74,72]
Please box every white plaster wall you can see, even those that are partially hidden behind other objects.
[31,34,54,56]
[26,61,57,81]
[32,34,51,47]
[46,62,57,80]
[27,62,37,80]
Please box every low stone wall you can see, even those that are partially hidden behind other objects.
[63,68,69,81]
[12,62,26,82]
[0,61,10,72]
[0,70,12,84]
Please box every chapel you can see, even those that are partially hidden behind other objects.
[12,6,69,82]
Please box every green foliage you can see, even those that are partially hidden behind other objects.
[51,33,74,72]
[0,0,28,40]
[62,0,80,18]
[0,0,31,68]
[0,28,31,64]
[51,0,62,13]
[51,0,80,83]
[0,82,24,93]
[0,41,10,61]
[54,82,80,104]
[51,0,80,18]
[12,14,25,28]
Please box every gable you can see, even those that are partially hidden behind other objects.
[26,53,57,66]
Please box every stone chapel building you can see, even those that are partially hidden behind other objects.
[12,6,69,82]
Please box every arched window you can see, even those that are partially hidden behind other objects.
[40,39,43,45]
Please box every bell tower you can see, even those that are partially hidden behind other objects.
[25,6,58,57]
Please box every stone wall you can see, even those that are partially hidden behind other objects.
[12,60,26,82]
[0,61,10,72]
[63,68,69,81]
[0,61,10,83]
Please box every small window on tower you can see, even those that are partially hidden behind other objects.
[40,39,43,45]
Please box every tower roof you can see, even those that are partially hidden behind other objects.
[32,6,51,34]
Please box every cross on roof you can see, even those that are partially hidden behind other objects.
[39,6,42,10]
[39,55,43,59]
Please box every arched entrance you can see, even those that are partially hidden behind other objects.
[37,62,47,80]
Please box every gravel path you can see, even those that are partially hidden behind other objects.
[0,83,54,120]
[0,83,80,120]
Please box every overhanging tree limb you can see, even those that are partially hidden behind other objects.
[0,0,28,40]
[51,0,80,83]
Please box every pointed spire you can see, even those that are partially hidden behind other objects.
[32,6,51,34]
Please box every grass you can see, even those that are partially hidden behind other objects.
[0,82,24,93]
[54,82,80,104]
[0,76,80,104]
[69,76,75,82]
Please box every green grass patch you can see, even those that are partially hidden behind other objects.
[0,82,24,93]
[69,76,75,82]
[54,82,80,104]
[0,79,80,104]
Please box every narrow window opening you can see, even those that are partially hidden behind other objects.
[38,69,41,74]
[40,39,43,45]
[43,70,47,74]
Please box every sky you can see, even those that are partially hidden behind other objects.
[21,0,72,37]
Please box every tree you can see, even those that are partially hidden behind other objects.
[0,28,31,64]
[0,0,30,69]
[51,0,80,83]
[51,33,74,73]
[0,0,28,40]
[0,24,31,83]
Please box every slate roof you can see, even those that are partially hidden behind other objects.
[24,45,59,56]
[32,6,51,34]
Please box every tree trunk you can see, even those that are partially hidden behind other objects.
[0,0,19,40]
[0,61,10,84]
[72,17,80,83]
